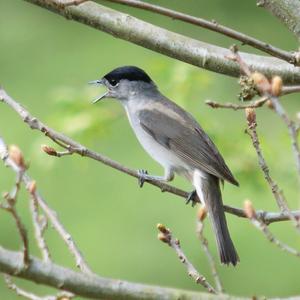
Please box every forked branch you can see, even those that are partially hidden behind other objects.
[1,88,299,225]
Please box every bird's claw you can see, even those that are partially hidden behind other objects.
[186,190,198,207]
[138,169,148,188]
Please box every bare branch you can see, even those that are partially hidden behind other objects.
[226,48,300,228]
[2,246,300,300]
[21,0,300,84]
[244,201,300,257]
[257,0,300,42]
[0,152,30,268]
[269,96,300,178]
[282,85,300,95]
[157,224,216,294]
[224,206,300,225]
[28,181,51,263]
[0,246,237,300]
[0,136,92,274]
[245,111,300,229]
[4,274,74,300]
[205,97,268,110]
[1,88,300,225]
[228,48,300,178]
[205,85,300,110]
[35,191,93,274]
[5,274,45,300]
[196,208,224,293]
[104,0,297,65]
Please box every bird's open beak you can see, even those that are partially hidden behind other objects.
[88,79,109,103]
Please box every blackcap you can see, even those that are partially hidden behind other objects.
[90,66,239,265]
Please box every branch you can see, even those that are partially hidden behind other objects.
[196,208,223,293]
[0,153,30,268]
[205,97,268,110]
[244,201,300,257]
[157,224,216,294]
[4,275,74,300]
[28,181,51,263]
[269,96,300,178]
[245,110,300,229]
[227,48,300,179]
[105,0,297,65]
[257,0,300,42]
[1,88,300,225]
[205,85,300,110]
[22,0,300,84]
[0,136,92,274]
[0,246,237,300]
[282,85,300,95]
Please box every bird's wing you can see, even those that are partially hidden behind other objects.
[138,108,238,186]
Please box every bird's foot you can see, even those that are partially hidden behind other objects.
[186,190,198,207]
[137,169,148,188]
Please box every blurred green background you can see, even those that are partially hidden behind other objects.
[0,0,300,298]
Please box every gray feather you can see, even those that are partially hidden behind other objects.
[138,102,238,186]
[198,174,239,265]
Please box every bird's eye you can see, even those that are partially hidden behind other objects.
[110,79,118,86]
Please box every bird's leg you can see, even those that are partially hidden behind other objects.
[137,168,174,188]
[186,189,199,207]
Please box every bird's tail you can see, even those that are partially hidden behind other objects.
[193,170,239,266]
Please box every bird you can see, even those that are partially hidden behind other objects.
[89,66,239,265]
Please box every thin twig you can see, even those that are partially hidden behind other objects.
[0,137,92,274]
[104,0,298,65]
[1,88,300,225]
[206,97,268,110]
[227,48,300,229]
[205,87,300,110]
[4,274,74,300]
[5,274,45,300]
[0,200,30,269]
[244,201,300,258]
[196,208,223,293]
[0,162,30,268]
[269,96,300,178]
[246,115,300,229]
[28,181,51,263]
[36,192,93,274]
[281,85,300,95]
[229,48,300,178]
[227,46,252,76]
[252,217,300,257]
[157,224,216,294]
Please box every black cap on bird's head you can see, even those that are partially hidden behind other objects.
[104,66,152,85]
[89,66,154,103]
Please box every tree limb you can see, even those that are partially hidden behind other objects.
[257,0,300,42]
[0,136,92,275]
[22,0,300,84]
[1,87,300,225]
[0,246,242,300]
[157,224,216,294]
[104,0,297,65]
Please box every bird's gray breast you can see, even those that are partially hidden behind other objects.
[124,100,189,171]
